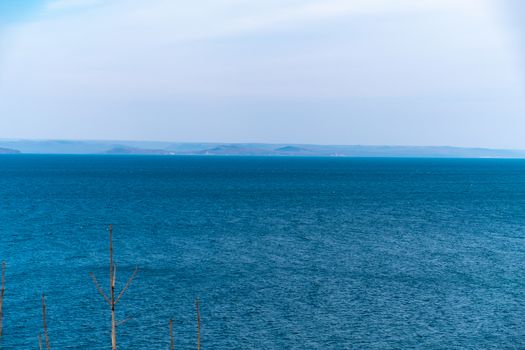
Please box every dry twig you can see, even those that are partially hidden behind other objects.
[41,294,51,350]
[196,299,201,350]
[38,333,43,350]
[0,261,5,339]
[169,319,175,350]
[89,225,138,350]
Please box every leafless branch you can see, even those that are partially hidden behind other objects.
[116,317,133,326]
[115,267,138,304]
[42,294,51,350]
[169,319,175,350]
[196,299,201,350]
[0,261,5,338]
[89,225,139,350]
[89,272,110,305]
[38,333,43,350]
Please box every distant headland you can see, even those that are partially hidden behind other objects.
[0,147,21,154]
[1,139,525,158]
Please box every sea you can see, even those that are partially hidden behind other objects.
[0,155,524,349]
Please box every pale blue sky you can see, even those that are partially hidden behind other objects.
[0,0,524,148]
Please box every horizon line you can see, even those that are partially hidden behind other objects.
[0,138,523,152]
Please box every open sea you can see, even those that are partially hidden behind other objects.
[0,155,525,349]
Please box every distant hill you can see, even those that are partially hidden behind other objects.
[191,144,273,156]
[104,147,174,155]
[275,146,309,153]
[0,140,173,154]
[0,147,20,154]
[1,139,525,158]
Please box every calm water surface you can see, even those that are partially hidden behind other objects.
[0,155,525,349]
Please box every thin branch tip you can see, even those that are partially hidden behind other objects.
[115,267,139,304]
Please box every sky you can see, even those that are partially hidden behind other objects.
[0,0,524,148]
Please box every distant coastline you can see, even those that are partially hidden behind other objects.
[0,147,21,154]
[1,139,525,158]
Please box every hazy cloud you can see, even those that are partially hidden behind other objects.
[0,0,524,147]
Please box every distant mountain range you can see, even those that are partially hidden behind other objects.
[103,147,175,155]
[1,139,525,158]
[0,147,21,154]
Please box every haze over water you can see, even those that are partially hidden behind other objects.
[0,155,525,349]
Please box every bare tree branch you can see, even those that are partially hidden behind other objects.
[115,267,138,304]
[90,225,139,350]
[116,317,133,326]
[89,272,110,305]
[196,298,201,350]
[169,319,175,350]
[42,294,51,350]
[112,264,116,291]
[0,261,5,338]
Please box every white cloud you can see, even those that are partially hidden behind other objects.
[3,0,516,94]
[36,0,504,41]
[0,0,524,144]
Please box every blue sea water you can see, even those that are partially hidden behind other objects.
[0,155,525,349]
